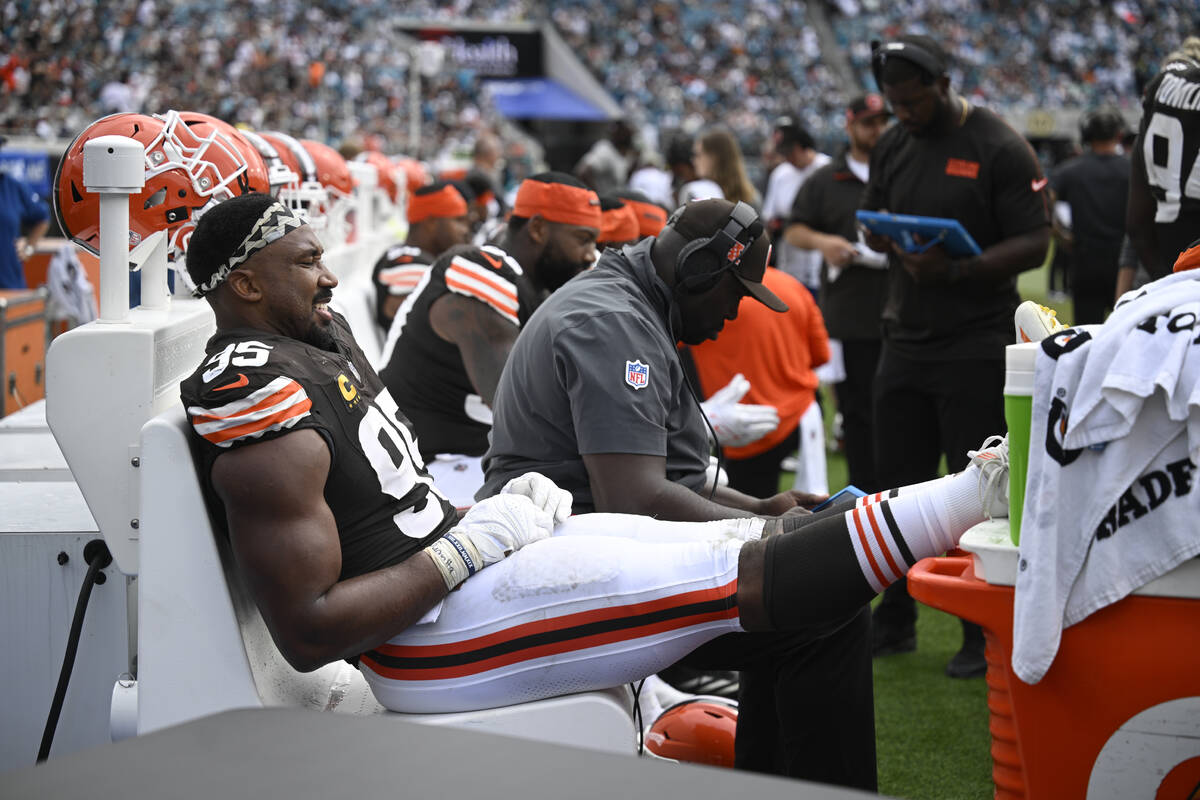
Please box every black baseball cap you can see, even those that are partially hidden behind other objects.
[847,93,890,122]
[669,199,788,313]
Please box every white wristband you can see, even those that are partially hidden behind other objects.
[423,533,482,591]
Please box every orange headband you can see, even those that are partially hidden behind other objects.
[1174,239,1200,273]
[408,185,468,224]
[599,203,640,244]
[623,200,668,237]
[513,180,602,229]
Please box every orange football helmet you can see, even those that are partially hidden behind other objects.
[239,128,300,197]
[54,110,269,260]
[357,150,402,205]
[644,698,738,768]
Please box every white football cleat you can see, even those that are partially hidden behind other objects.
[968,434,1010,520]
[1014,300,1069,344]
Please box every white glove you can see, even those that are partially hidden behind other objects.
[423,494,553,589]
[704,454,729,491]
[700,374,780,448]
[502,471,573,524]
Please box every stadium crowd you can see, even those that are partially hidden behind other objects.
[5,0,1198,170]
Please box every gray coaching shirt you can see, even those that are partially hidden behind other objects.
[478,238,710,511]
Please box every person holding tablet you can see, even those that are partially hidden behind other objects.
[859,34,1050,678]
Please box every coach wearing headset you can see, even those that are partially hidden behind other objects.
[479,198,876,789]
[861,34,1051,678]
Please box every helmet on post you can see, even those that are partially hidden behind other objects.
[54,110,269,260]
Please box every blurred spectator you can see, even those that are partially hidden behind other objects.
[3,0,1198,169]
[833,0,1197,114]
[787,93,891,493]
[0,137,49,289]
[627,151,675,211]
[761,117,830,293]
[575,120,638,194]
[694,128,758,206]
[666,133,721,205]
[1050,107,1129,323]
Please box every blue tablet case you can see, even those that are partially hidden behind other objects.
[855,210,982,257]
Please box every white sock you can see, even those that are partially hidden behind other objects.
[843,467,988,593]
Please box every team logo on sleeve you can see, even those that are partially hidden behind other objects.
[625,360,649,390]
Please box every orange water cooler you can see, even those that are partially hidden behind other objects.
[909,521,1200,799]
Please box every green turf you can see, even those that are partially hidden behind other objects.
[774,258,1072,799]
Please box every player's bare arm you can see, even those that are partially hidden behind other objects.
[785,222,857,267]
[212,428,449,672]
[428,292,520,406]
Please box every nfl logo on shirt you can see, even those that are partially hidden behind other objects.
[625,360,649,390]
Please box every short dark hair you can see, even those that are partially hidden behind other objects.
[665,136,695,167]
[1080,108,1125,144]
[186,192,279,290]
[775,118,816,150]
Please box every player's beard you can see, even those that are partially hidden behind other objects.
[303,292,338,351]
[536,240,588,293]
[303,321,337,351]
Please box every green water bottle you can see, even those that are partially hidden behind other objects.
[1004,343,1037,544]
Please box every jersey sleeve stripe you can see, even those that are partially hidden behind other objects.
[379,266,431,294]
[446,257,519,303]
[188,377,313,447]
[191,376,302,422]
[445,274,520,326]
[198,397,313,446]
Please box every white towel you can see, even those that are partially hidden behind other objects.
[45,243,97,327]
[1013,277,1200,684]
[1063,270,1200,455]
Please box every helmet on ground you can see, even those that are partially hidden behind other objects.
[54,110,269,260]
[644,697,738,768]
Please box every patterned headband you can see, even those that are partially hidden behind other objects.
[192,202,307,298]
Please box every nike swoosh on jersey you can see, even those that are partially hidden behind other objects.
[214,373,249,391]
[189,376,312,447]
[1031,177,1048,192]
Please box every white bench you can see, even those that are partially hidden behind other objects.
[133,407,635,752]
